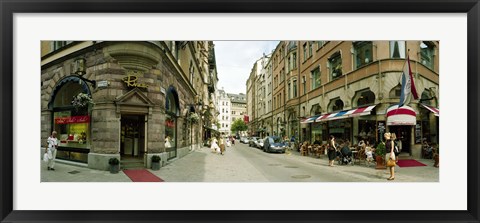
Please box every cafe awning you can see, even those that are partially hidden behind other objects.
[300,115,321,124]
[386,105,417,126]
[420,103,439,117]
[315,105,377,122]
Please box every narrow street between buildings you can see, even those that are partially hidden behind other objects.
[42,142,439,182]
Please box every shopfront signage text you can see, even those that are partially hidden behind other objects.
[123,75,148,89]
[55,115,90,124]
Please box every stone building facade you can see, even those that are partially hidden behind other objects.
[41,41,218,170]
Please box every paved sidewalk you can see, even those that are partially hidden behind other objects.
[151,145,269,182]
[41,144,439,182]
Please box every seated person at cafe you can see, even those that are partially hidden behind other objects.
[312,137,321,145]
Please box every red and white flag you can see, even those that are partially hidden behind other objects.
[399,54,419,107]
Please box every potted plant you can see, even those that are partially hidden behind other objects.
[375,142,386,169]
[108,157,120,174]
[151,155,161,170]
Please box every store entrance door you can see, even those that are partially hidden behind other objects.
[389,125,412,155]
[120,115,145,168]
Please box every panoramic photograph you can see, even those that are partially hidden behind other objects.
[40,40,439,182]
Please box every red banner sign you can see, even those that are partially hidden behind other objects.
[55,115,90,124]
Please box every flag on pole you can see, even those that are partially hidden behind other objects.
[399,54,419,107]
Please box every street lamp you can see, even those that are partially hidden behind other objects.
[73,57,96,87]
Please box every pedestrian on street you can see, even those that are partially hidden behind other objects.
[392,133,400,163]
[45,131,59,171]
[231,136,235,146]
[385,132,396,180]
[219,136,226,155]
[210,137,220,153]
[328,135,337,167]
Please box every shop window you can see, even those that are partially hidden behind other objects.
[354,41,373,69]
[357,120,376,144]
[420,41,435,69]
[165,87,179,159]
[165,115,176,149]
[51,78,92,163]
[390,41,406,58]
[329,52,342,81]
[328,119,352,143]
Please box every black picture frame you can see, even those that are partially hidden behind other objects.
[1,0,479,222]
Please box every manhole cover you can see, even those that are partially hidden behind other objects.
[268,164,281,166]
[292,175,311,179]
[68,170,80,174]
[284,166,298,168]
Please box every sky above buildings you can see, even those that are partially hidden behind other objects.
[214,41,279,94]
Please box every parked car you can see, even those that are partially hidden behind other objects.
[263,136,287,153]
[248,137,258,147]
[240,137,249,144]
[255,138,264,149]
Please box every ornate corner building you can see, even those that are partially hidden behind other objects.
[41,41,218,170]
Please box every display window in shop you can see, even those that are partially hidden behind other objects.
[328,119,352,143]
[357,119,376,145]
[165,86,179,160]
[311,122,323,144]
[50,78,92,163]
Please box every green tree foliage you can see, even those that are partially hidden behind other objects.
[230,119,248,133]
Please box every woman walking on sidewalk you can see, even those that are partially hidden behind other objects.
[45,131,58,171]
[219,136,226,155]
[328,135,337,167]
[385,132,396,180]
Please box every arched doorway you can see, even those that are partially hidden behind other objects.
[49,76,93,163]
[165,86,180,160]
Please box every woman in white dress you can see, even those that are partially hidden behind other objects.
[211,137,220,153]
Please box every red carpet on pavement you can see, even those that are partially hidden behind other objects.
[396,159,427,167]
[123,169,164,182]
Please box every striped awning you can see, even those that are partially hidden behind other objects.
[300,115,321,124]
[386,105,417,126]
[315,105,377,122]
[420,103,439,117]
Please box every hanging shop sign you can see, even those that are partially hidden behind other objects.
[55,115,90,124]
[123,74,148,89]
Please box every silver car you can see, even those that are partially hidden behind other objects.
[255,138,264,149]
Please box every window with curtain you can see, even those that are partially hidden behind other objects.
[390,41,406,58]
